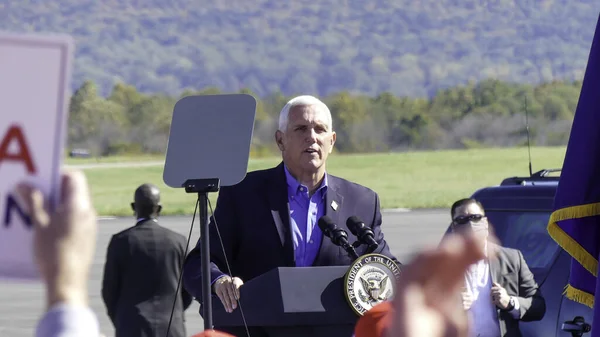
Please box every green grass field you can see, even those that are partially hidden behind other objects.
[64,154,164,165]
[73,147,567,216]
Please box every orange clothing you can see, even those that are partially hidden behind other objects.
[354,302,393,337]
[190,330,235,337]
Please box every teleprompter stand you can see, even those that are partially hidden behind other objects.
[184,178,220,329]
[163,94,257,332]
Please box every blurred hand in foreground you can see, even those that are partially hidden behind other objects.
[386,232,491,337]
[16,169,97,310]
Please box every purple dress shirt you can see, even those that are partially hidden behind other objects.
[284,165,328,267]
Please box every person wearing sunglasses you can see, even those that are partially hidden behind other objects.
[450,198,546,337]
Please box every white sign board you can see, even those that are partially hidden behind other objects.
[0,32,74,280]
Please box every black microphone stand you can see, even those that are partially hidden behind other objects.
[330,229,360,260]
[184,178,220,331]
[341,242,360,260]
[351,239,378,254]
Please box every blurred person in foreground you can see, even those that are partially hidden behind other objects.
[101,183,193,337]
[450,198,545,337]
[15,170,101,337]
[354,231,487,337]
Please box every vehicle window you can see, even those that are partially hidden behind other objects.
[486,211,560,271]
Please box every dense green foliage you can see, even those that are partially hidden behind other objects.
[67,79,578,155]
[2,0,598,97]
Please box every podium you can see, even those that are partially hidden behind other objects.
[209,266,358,337]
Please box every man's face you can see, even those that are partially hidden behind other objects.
[275,104,336,175]
[451,202,489,241]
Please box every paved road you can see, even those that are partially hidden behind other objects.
[0,210,450,337]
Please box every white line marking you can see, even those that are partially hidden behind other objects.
[383,208,411,212]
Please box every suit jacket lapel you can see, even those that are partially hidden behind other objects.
[313,176,344,265]
[488,242,509,335]
[324,177,344,229]
[488,242,502,285]
[268,162,295,266]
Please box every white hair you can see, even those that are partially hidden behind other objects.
[278,95,333,132]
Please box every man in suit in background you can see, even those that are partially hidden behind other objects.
[183,95,398,336]
[102,183,193,337]
[451,198,546,337]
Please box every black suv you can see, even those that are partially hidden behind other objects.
[464,169,592,337]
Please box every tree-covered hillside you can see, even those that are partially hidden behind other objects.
[1,0,599,97]
[68,78,579,156]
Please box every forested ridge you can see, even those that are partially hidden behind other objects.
[2,0,599,98]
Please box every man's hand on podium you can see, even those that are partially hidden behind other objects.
[213,276,244,313]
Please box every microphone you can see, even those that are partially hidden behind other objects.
[346,216,379,253]
[318,216,359,260]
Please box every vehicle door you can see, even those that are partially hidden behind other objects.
[556,251,593,337]
[473,210,564,337]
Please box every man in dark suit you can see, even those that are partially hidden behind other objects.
[182,95,398,336]
[102,183,193,337]
[451,198,546,337]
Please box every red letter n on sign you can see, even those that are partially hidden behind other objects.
[0,124,37,174]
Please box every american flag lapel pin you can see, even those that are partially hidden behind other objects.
[331,200,338,211]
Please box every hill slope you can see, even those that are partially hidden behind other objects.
[1,0,599,97]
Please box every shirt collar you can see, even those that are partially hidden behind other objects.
[283,165,328,196]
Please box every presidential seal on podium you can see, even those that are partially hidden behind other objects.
[343,253,402,316]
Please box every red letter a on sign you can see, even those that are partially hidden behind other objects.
[0,125,37,174]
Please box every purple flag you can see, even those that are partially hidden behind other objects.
[547,12,600,323]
